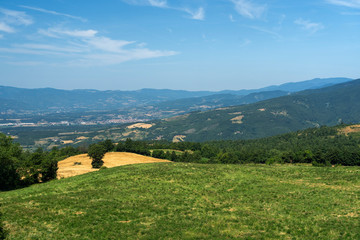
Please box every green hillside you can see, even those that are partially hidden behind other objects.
[1,163,359,239]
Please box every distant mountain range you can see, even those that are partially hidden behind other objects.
[0,77,352,118]
[113,78,360,142]
[2,77,360,148]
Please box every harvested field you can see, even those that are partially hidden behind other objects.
[127,123,153,129]
[57,152,170,178]
[339,124,360,135]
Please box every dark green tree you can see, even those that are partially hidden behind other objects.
[0,134,21,191]
[100,139,115,152]
[40,157,58,182]
[88,144,106,168]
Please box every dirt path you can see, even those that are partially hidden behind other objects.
[57,152,171,179]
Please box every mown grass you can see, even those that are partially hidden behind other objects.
[1,163,359,239]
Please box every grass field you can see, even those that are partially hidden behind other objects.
[1,163,359,239]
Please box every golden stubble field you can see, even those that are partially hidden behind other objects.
[57,152,171,178]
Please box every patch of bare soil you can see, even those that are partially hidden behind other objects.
[231,115,244,124]
[57,152,171,179]
[338,124,360,135]
[172,135,186,142]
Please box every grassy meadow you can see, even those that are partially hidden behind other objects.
[1,163,359,239]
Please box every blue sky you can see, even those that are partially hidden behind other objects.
[0,0,359,91]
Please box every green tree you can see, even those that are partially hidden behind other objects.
[88,144,107,168]
[40,157,58,182]
[0,134,21,191]
[170,151,178,162]
[100,140,115,152]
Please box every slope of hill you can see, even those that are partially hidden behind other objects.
[113,79,360,141]
[1,163,359,239]
[149,90,289,113]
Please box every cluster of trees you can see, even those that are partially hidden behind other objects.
[0,133,83,191]
[93,125,360,166]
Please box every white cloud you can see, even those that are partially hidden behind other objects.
[185,7,205,20]
[39,28,98,38]
[295,18,324,34]
[0,22,15,33]
[0,8,33,25]
[148,0,167,8]
[230,0,267,19]
[123,0,205,20]
[0,47,68,56]
[86,37,134,52]
[77,49,177,66]
[0,34,3,39]
[4,26,179,66]
[14,44,84,53]
[20,5,87,22]
[326,0,360,8]
[0,8,32,35]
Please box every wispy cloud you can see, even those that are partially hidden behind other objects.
[20,5,87,22]
[326,0,360,8]
[249,26,281,39]
[0,8,33,25]
[148,0,167,8]
[0,8,32,35]
[239,39,251,47]
[295,18,324,34]
[75,48,177,66]
[0,22,15,33]
[86,37,134,52]
[123,0,205,20]
[229,14,236,22]
[230,0,267,19]
[2,26,178,66]
[13,43,84,53]
[184,7,205,20]
[39,28,98,38]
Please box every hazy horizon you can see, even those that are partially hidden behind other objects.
[0,0,359,91]
[0,76,354,92]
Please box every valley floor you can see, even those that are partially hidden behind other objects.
[1,163,359,239]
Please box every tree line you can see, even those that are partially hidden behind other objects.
[0,133,84,191]
[88,125,360,166]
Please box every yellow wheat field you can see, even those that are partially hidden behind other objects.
[57,152,171,179]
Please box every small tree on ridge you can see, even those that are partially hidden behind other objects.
[88,144,106,169]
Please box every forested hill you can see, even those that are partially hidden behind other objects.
[117,79,360,142]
